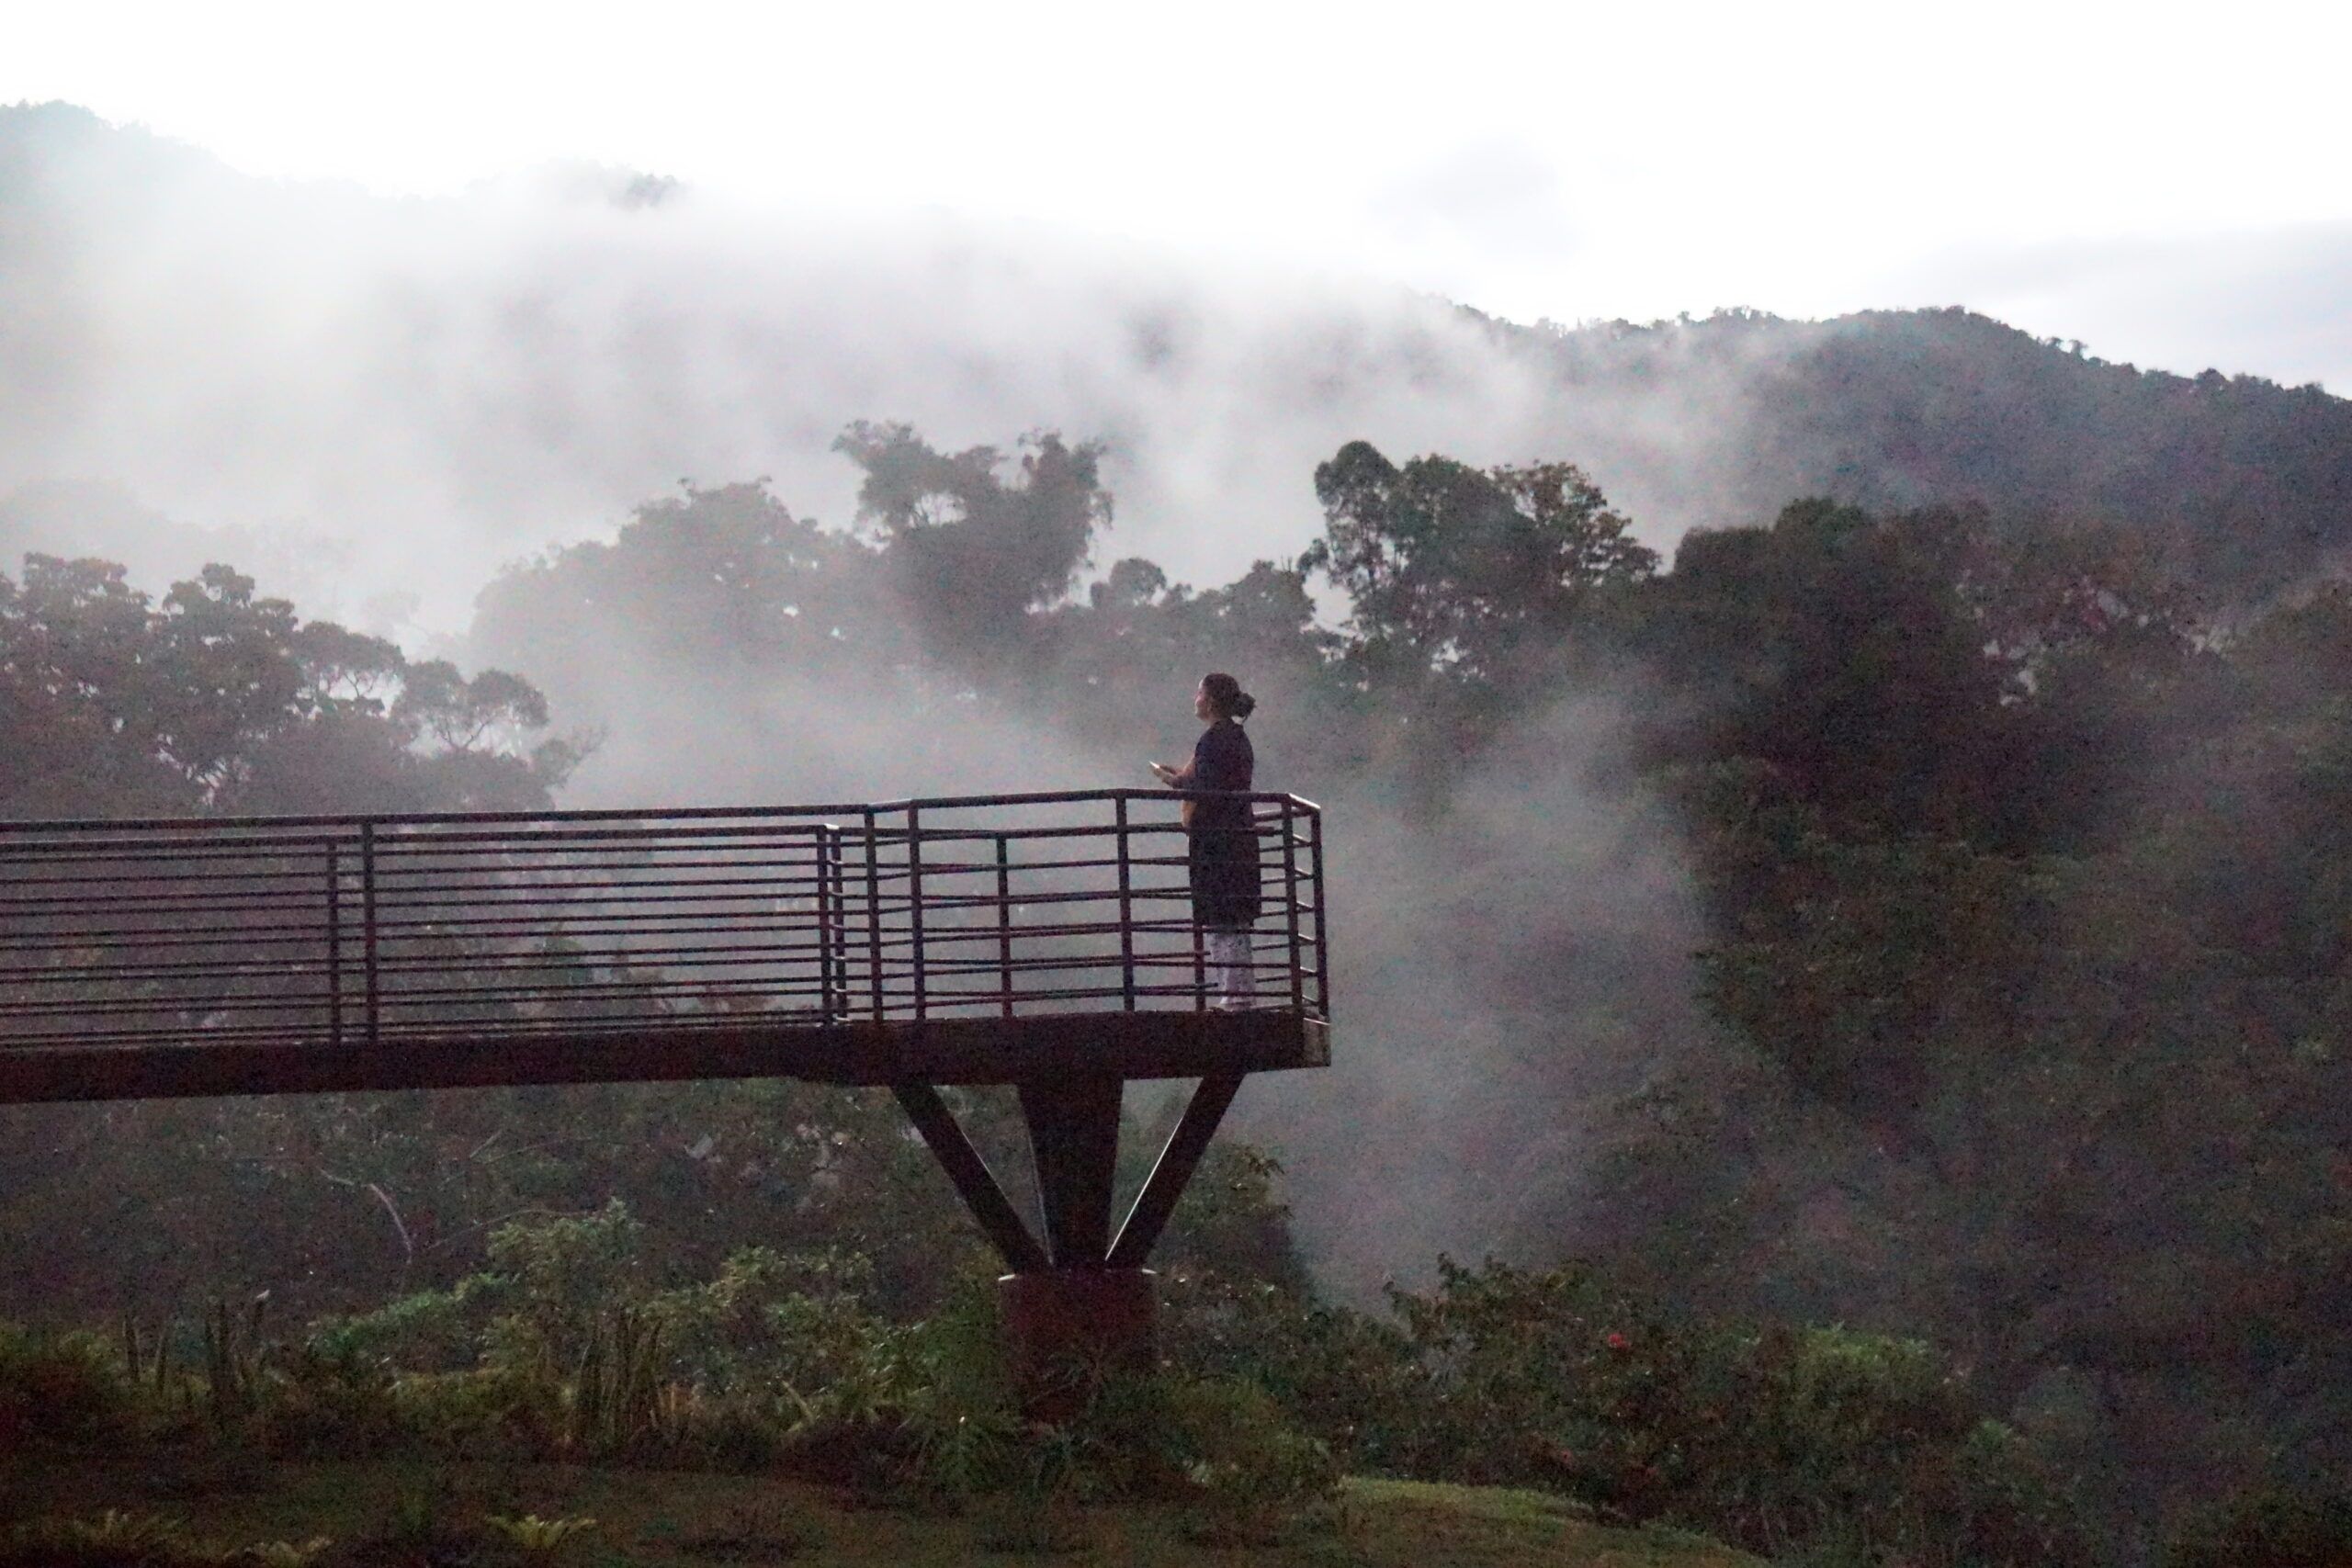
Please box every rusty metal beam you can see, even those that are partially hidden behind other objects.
[893,1083,1049,1273]
[1108,1070,1244,1268]
[0,1012,1330,1106]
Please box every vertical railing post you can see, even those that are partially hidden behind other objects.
[1309,804,1329,1017]
[1282,798,1304,1012]
[325,838,343,1047]
[837,827,855,1024]
[1182,793,1205,1010]
[863,808,884,1023]
[996,831,1014,1020]
[1114,795,1136,1010]
[906,805,926,1022]
[359,819,380,1046]
[815,826,839,1023]
[1192,914,1208,1013]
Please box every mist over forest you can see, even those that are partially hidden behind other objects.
[6,99,2352,1564]
[13,100,2351,629]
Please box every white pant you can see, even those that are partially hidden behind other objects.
[1206,929,1256,1010]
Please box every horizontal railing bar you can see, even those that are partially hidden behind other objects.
[0,915,1312,950]
[366,888,811,912]
[0,835,349,859]
[371,982,797,1007]
[0,893,333,916]
[0,997,339,1021]
[0,866,346,889]
[0,913,825,949]
[0,788,1317,835]
[370,849,826,868]
[358,872,818,897]
[899,950,1284,972]
[0,928,335,951]
[0,942,839,986]
[371,827,833,849]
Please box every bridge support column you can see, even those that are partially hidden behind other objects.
[896,1069,1247,1422]
[997,1266,1158,1423]
[1002,1075,1144,1420]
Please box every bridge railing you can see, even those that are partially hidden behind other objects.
[0,790,1326,1052]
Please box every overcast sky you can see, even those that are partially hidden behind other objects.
[12,0,2352,390]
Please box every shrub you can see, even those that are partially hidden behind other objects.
[1,1510,199,1568]
[386,1369,563,1459]
[1165,1258,2093,1566]
[2162,1483,2352,1568]
[1162,1377,1341,1546]
[365,1472,480,1568]
[306,1287,486,1374]
[0,1327,135,1448]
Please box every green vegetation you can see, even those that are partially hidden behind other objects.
[0,1464,1762,1568]
[0,1214,2075,1564]
[9,402,2352,1558]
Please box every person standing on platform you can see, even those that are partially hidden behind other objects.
[1151,673,1261,1009]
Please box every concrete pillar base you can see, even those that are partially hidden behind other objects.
[998,1267,1158,1424]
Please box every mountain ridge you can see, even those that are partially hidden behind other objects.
[5,101,2348,611]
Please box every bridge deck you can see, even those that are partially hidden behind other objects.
[0,790,1329,1105]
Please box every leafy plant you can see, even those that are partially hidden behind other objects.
[2,1509,198,1568]
[567,1304,673,1456]
[199,1296,273,1429]
[481,1516,596,1565]
[1164,1377,1340,1547]
[377,1474,474,1567]
[229,1539,332,1568]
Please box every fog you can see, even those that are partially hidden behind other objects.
[0,104,1741,1294]
[5,105,1735,631]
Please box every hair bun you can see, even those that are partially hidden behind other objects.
[1233,692,1258,719]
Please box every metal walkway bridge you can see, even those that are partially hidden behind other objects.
[0,789,1329,1287]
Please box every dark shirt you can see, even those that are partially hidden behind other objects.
[1191,717,1254,796]
[1185,717,1261,929]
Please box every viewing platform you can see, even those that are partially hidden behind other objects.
[0,787,1330,1356]
[0,790,1329,1106]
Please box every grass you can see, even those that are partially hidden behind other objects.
[0,1454,1759,1567]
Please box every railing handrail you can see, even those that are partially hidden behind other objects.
[0,787,1323,837]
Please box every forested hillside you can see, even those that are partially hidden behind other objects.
[14,408,2349,1556]
[9,102,2352,618]
[8,99,2352,1567]
[1498,305,2352,600]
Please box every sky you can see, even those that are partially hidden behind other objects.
[11,0,2352,389]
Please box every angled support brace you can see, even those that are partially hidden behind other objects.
[894,1083,1049,1273]
[1108,1069,1244,1269]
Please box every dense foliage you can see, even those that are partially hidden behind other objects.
[8,409,2352,1560]
[0,1216,2076,1565]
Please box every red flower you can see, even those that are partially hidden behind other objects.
[1605,1331,1631,1350]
